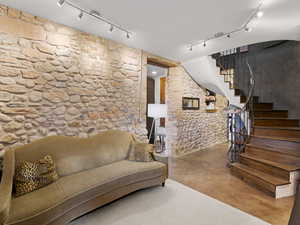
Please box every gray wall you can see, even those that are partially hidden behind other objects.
[235,41,300,119]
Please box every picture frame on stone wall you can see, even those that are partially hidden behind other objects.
[182,97,200,110]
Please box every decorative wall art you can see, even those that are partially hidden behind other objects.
[182,97,200,110]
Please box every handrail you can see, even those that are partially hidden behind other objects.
[242,62,255,111]
[226,59,255,164]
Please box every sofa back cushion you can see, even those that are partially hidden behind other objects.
[14,130,134,177]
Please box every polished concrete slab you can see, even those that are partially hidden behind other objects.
[169,143,295,225]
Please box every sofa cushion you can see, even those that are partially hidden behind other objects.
[14,130,134,177]
[7,160,166,225]
[14,155,59,197]
[128,143,154,162]
[57,160,166,200]
[8,182,65,225]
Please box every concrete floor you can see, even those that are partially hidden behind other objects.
[169,143,295,225]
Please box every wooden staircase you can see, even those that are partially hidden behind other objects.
[231,101,300,199]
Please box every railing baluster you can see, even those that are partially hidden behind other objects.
[216,50,255,165]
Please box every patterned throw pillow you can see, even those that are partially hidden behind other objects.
[14,155,59,197]
[128,142,154,162]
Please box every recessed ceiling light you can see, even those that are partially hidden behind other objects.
[256,11,264,18]
[152,71,157,75]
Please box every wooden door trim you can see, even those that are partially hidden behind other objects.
[147,57,178,68]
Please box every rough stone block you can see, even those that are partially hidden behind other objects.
[0,15,46,40]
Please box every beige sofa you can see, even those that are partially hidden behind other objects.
[0,130,168,225]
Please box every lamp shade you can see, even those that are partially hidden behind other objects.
[147,104,167,118]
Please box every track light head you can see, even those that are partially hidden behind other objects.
[203,42,207,47]
[57,0,65,7]
[126,32,130,39]
[227,34,231,38]
[109,25,114,32]
[77,11,83,20]
[189,45,193,51]
[244,27,253,32]
[90,10,101,17]
[256,11,264,18]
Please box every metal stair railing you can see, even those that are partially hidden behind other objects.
[214,48,255,165]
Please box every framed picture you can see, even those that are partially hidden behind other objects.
[182,97,200,110]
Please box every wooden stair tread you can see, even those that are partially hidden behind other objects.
[254,111,289,118]
[250,136,300,149]
[241,153,300,171]
[255,118,298,120]
[251,135,300,143]
[254,119,299,127]
[254,103,274,112]
[231,163,290,186]
[247,142,300,157]
[254,103,273,106]
[255,126,300,130]
[255,110,288,113]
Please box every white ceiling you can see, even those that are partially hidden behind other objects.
[1,0,300,62]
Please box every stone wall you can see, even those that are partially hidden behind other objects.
[0,4,228,158]
[166,66,228,157]
[0,5,147,152]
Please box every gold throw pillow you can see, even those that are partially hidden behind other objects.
[14,155,59,197]
[128,142,154,162]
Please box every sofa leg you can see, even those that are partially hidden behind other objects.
[162,182,165,187]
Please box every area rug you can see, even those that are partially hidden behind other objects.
[69,179,271,225]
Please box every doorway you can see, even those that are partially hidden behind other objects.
[146,64,168,144]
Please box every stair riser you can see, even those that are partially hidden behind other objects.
[253,128,300,139]
[254,119,299,127]
[254,104,273,111]
[245,146,300,165]
[254,111,288,118]
[240,156,290,180]
[231,166,276,197]
[276,171,300,199]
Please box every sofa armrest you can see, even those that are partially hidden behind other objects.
[0,148,15,224]
[152,152,168,165]
[152,152,169,180]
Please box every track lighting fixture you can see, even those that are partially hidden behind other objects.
[57,0,65,7]
[109,25,114,32]
[188,2,263,52]
[56,0,132,39]
[77,11,83,20]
